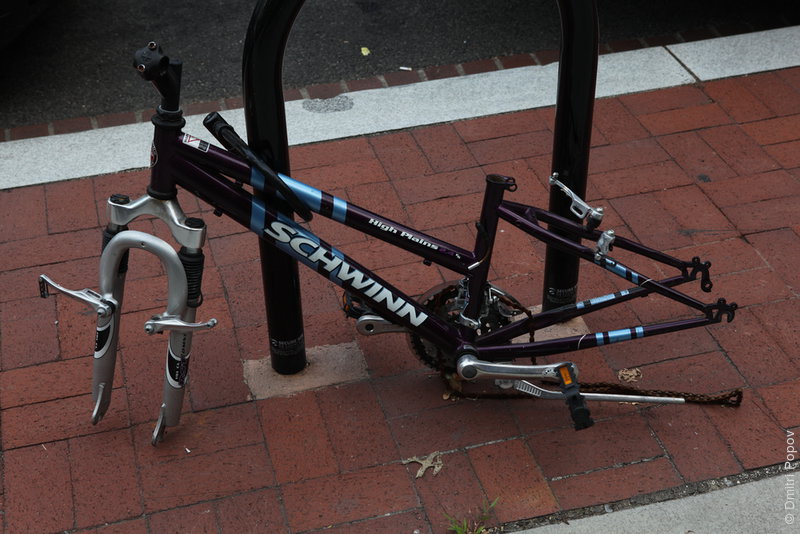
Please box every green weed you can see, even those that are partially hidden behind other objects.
[444,497,500,534]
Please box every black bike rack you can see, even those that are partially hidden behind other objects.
[243,0,600,368]
[542,0,599,310]
[242,0,309,374]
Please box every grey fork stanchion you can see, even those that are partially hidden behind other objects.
[242,0,310,374]
[541,0,599,311]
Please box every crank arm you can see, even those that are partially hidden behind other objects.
[456,353,568,381]
[355,314,408,335]
[513,380,686,404]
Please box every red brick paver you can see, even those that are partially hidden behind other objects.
[1,66,798,533]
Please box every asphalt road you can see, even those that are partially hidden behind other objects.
[1,0,796,129]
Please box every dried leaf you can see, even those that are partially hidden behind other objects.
[402,451,444,478]
[618,368,642,383]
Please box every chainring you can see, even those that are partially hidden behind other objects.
[408,281,516,375]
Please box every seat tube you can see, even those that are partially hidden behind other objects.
[463,175,516,323]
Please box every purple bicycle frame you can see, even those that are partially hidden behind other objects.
[156,127,735,364]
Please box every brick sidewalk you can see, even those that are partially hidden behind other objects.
[1,67,799,533]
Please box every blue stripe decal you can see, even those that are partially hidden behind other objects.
[250,167,266,192]
[250,198,266,234]
[607,328,634,344]
[595,326,644,347]
[577,288,632,310]
[608,261,627,279]
[600,258,646,286]
[332,196,348,223]
[279,173,322,213]
[583,293,615,309]
[593,293,617,306]
[249,169,323,214]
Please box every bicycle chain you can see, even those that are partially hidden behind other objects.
[442,379,743,406]
[578,382,743,406]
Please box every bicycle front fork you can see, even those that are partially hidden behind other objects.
[39,194,216,445]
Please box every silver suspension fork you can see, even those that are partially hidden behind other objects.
[42,231,216,431]
[101,231,217,444]
[107,194,215,444]
[40,203,216,444]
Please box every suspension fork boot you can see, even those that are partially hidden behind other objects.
[178,242,205,308]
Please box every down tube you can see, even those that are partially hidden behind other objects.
[252,203,463,354]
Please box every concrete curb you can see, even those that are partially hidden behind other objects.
[1,26,798,191]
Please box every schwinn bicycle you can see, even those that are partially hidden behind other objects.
[39,42,741,445]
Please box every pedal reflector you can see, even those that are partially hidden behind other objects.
[559,366,573,385]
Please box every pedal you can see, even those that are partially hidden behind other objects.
[555,364,594,430]
[455,352,595,430]
[38,274,115,317]
[342,291,371,319]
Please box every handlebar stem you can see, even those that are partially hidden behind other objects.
[134,42,183,114]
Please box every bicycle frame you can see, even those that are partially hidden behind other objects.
[152,126,734,362]
[39,42,738,442]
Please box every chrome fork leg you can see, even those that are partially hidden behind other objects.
[153,310,198,445]
[92,224,129,424]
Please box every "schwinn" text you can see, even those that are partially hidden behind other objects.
[264,221,429,327]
